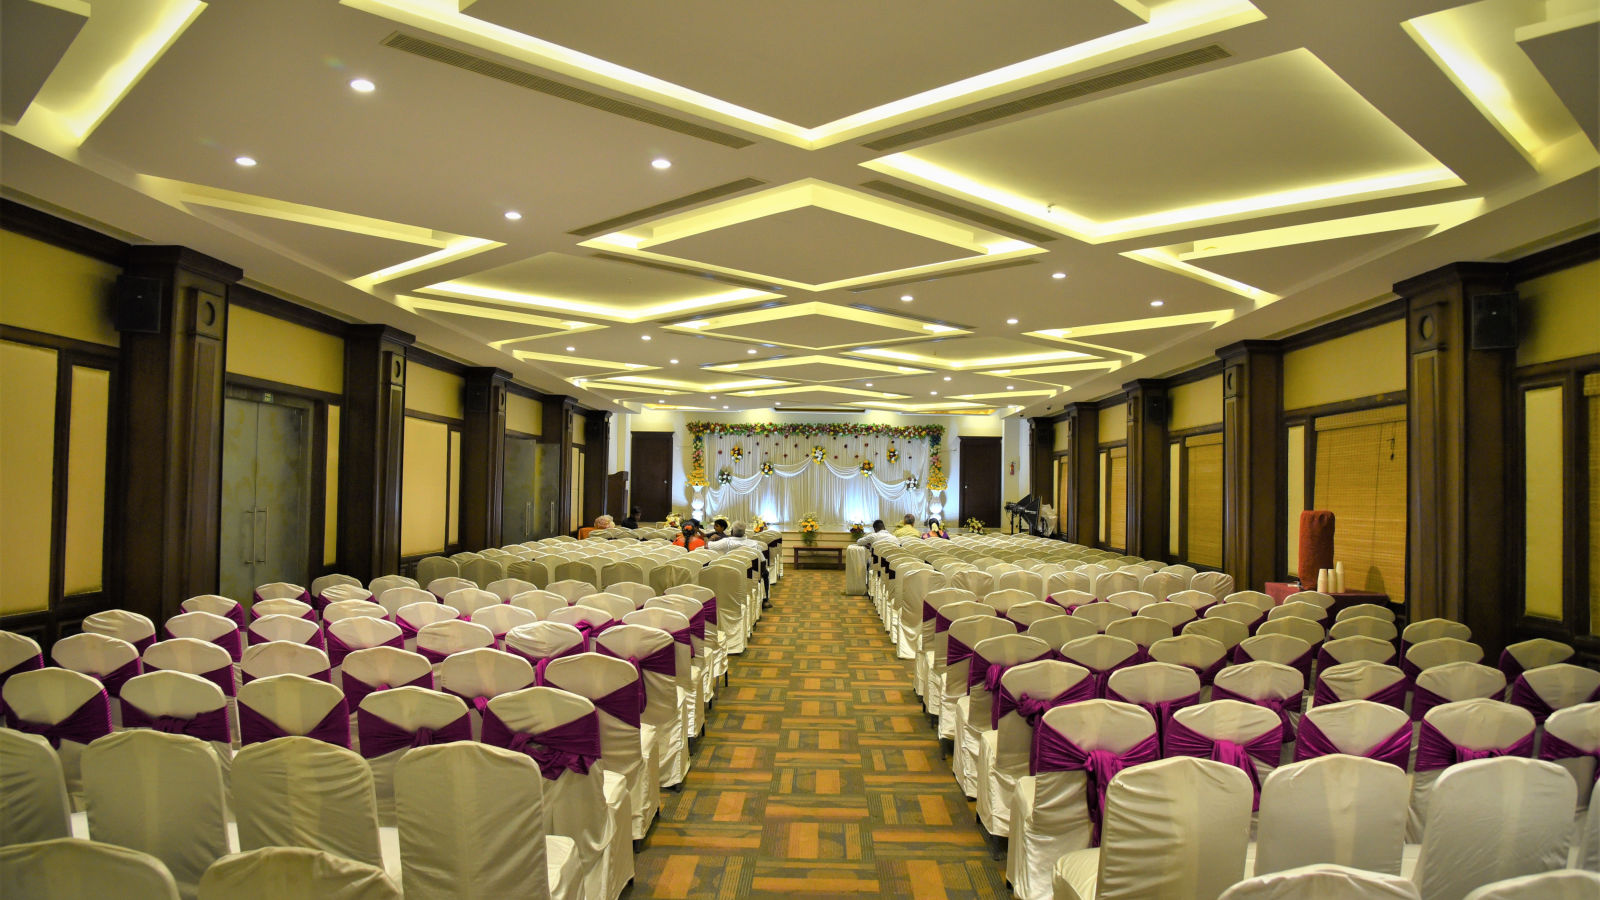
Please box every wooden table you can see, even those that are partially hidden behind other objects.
[794,546,844,570]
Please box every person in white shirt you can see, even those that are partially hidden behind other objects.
[709,521,763,553]
[857,519,892,546]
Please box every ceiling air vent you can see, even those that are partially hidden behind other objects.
[862,44,1231,151]
[380,32,755,149]
[569,178,766,237]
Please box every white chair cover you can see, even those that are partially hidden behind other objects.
[977,659,1093,839]
[119,671,232,775]
[241,642,331,682]
[1092,571,1138,599]
[82,609,158,649]
[1542,702,1600,809]
[1336,603,1397,623]
[414,620,495,664]
[436,648,535,735]
[198,846,400,899]
[50,633,141,718]
[1401,618,1471,647]
[1054,756,1253,900]
[3,667,110,806]
[0,838,179,899]
[1321,635,1397,666]
[1184,616,1249,651]
[311,573,364,597]
[1141,572,1183,602]
[82,730,229,899]
[247,613,321,647]
[940,615,1017,741]
[1409,699,1536,840]
[367,575,419,595]
[252,597,314,620]
[595,624,687,788]
[1283,591,1336,610]
[1107,590,1159,613]
[547,579,598,604]
[340,647,433,706]
[236,674,348,747]
[375,587,433,619]
[1516,664,1600,722]
[1107,616,1176,650]
[956,633,1049,798]
[354,686,468,827]
[425,576,476,601]
[1328,617,1400,642]
[1405,637,1484,674]
[1224,591,1277,614]
[0,727,72,845]
[232,736,383,869]
[1190,571,1235,600]
[1411,758,1576,900]
[323,599,385,626]
[609,581,656,606]
[254,582,309,604]
[1413,662,1507,717]
[1499,638,1574,676]
[1461,870,1600,900]
[1025,615,1097,649]
[323,586,377,608]
[1255,756,1408,876]
[1221,863,1420,899]
[487,578,536,602]
[1073,603,1131,633]
[443,588,502,618]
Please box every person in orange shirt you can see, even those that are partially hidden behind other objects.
[672,521,707,550]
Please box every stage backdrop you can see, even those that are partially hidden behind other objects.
[688,422,946,529]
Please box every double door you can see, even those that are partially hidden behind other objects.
[220,389,312,600]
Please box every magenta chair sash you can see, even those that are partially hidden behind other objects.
[250,605,316,623]
[355,708,471,759]
[167,623,243,663]
[967,652,1006,694]
[443,689,494,715]
[122,702,232,744]
[1074,659,1138,699]
[946,636,976,670]
[1045,595,1085,614]
[129,634,154,654]
[254,587,314,608]
[144,661,237,698]
[395,615,428,640]
[702,597,718,626]
[545,676,643,729]
[1293,716,1410,768]
[1209,684,1297,739]
[687,608,707,642]
[341,669,433,709]
[1539,733,1600,784]
[511,642,587,685]
[995,679,1096,730]
[667,627,694,657]
[1496,648,1528,684]
[570,619,618,649]
[238,697,350,748]
[1030,722,1160,844]
[1408,683,1457,722]
[325,630,404,668]
[597,641,677,715]
[241,666,331,686]
[415,645,456,665]
[1181,655,1230,686]
[1165,717,1281,807]
[1233,644,1314,681]
[85,657,143,699]
[219,605,246,627]
[481,708,602,780]
[1312,675,1407,709]
[1106,687,1201,742]
[1413,720,1534,771]
[1509,674,1600,725]
[5,690,113,748]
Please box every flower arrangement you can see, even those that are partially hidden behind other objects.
[688,435,708,488]
[886,442,899,463]
[687,422,944,440]
[716,468,733,485]
[927,437,947,491]
[810,445,827,464]
[849,521,866,539]
[859,459,874,475]
[665,513,682,528]
[904,474,920,490]
[730,443,744,463]
[799,512,820,545]
[965,517,985,535]
[752,517,767,533]
[759,460,775,476]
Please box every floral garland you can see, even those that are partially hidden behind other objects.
[927,448,947,491]
[810,445,827,464]
[752,517,767,533]
[886,442,898,463]
[759,460,775,476]
[688,436,708,488]
[729,443,743,463]
[687,422,944,440]
[965,517,985,535]
[859,460,874,475]
[665,513,682,528]
[716,468,733,485]
[904,474,920,490]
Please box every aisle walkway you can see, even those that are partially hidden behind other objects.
[626,569,1009,899]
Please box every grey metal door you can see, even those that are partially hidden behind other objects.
[502,435,537,544]
[220,392,311,601]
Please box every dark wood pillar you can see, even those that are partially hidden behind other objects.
[1217,340,1283,590]
[338,325,413,582]
[1397,263,1514,648]
[117,247,241,622]
[542,395,578,534]
[1028,416,1055,513]
[583,410,611,522]
[1062,403,1099,545]
[1123,379,1169,559]
[459,367,509,551]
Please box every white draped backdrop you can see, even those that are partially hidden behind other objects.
[697,429,938,529]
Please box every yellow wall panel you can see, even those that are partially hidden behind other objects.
[448,430,461,547]
[506,392,541,436]
[1098,403,1127,443]
[1283,319,1405,410]
[1168,375,1223,430]
[1286,424,1305,576]
[405,362,464,420]
[1517,259,1600,367]
[1053,419,1071,448]
[0,231,120,348]
[1522,385,1564,619]
[0,342,59,613]
[571,414,586,445]
[325,404,340,566]
[401,416,449,556]
[226,306,345,395]
[63,366,109,595]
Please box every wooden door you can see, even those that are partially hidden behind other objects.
[959,436,1003,530]
[630,431,674,521]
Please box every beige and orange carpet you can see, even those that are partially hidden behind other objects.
[625,568,1008,899]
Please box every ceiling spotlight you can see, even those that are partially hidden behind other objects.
[747,348,757,354]
[349,78,375,93]
[641,335,652,341]
[504,211,522,221]
[234,156,257,167]
[865,383,873,387]
[669,358,679,365]
[1052,272,1066,280]
[1006,385,1015,390]
[943,376,952,381]
[651,158,671,170]
[1006,318,1018,325]
[709,395,717,400]
[900,294,914,302]
[774,401,781,406]
[722,405,729,409]
[1150,299,1165,307]
[930,391,938,396]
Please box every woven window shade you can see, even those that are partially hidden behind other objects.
[1057,457,1071,527]
[1107,446,1128,549]
[1587,373,1600,634]
[1186,433,1224,568]
[1313,404,1407,603]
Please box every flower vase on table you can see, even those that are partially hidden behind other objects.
[800,513,820,546]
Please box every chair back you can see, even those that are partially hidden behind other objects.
[414,557,458,587]
[240,642,330,682]
[120,671,231,752]
[443,588,502,618]
[0,729,72,845]
[1005,601,1064,630]
[247,614,322,648]
[1268,601,1328,623]
[1257,616,1325,647]
[232,737,383,868]
[1542,702,1600,792]
[1190,571,1235,600]
[487,578,536,602]
[1512,663,1600,723]
[1149,634,1229,682]
[236,674,348,747]
[460,557,505,588]
[1092,571,1138,599]
[1401,617,1471,647]
[1328,616,1399,642]
[1412,759,1576,900]
[198,846,400,899]
[1222,591,1276,613]
[1094,757,1252,900]
[1336,603,1397,623]
[50,633,141,697]
[584,592,640,621]
[1059,634,1140,674]
[1106,615,1175,649]
[437,647,536,713]
[1223,863,1417,900]
[1297,699,1411,759]
[1107,590,1158,613]
[322,599,385,626]
[1283,590,1336,610]
[181,595,244,623]
[1404,637,1483,676]
[82,609,157,650]
[612,581,657,605]
[1025,614,1097,648]
[340,647,434,704]
[469,605,539,643]
[1183,617,1247,650]
[547,579,598,604]
[1315,661,1406,707]
[376,586,433,618]
[1072,602,1131,633]
[311,573,363,598]
[1140,572,1182,602]
[1139,601,1198,630]
[142,638,236,697]
[508,590,569,618]
[1254,757,1410,878]
[368,575,419,595]
[415,620,495,663]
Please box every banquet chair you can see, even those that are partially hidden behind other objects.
[1212,661,1303,737]
[253,582,311,606]
[1314,660,1408,708]
[899,568,944,661]
[443,588,502,619]
[1510,663,1600,725]
[0,727,72,845]
[3,667,112,806]
[461,556,505,588]
[510,589,570,618]
[327,617,405,673]
[1139,600,1198,632]
[424,576,475,603]
[240,641,331,684]
[1328,616,1399,642]
[988,561,1022,576]
[394,742,579,900]
[470,604,539,649]
[1294,699,1412,770]
[82,609,157,654]
[414,619,495,666]
[1072,602,1130,633]
[1222,864,1419,900]
[414,557,457,588]
[436,647,535,735]
[1166,589,1219,614]
[504,621,587,676]
[142,638,236,709]
[925,599,994,718]
[1540,702,1600,814]
[321,583,376,608]
[1184,616,1249,652]
[1106,590,1158,614]
[367,574,419,596]
[1402,637,1484,681]
[1150,633,1231,684]
[1411,661,1506,722]
[1268,601,1328,624]
[1091,570,1138,599]
[393,601,460,652]
[247,613,325,653]
[163,611,243,663]
[940,615,1017,741]
[557,560,605,589]
[601,561,645,590]
[1006,601,1065,630]
[1052,756,1253,900]
[232,736,384,870]
[510,558,556,590]
[119,671,232,778]
[609,581,655,607]
[698,565,750,655]
[596,623,687,789]
[1160,564,1198,587]
[1167,700,1283,805]
[1497,638,1575,684]
[311,572,363,600]
[1105,661,1201,742]
[1105,615,1175,652]
[985,587,1035,621]
[1410,758,1575,900]
[487,577,537,602]
[623,607,699,737]
[998,569,1047,601]
[1046,571,1091,599]
[1024,614,1096,649]
[952,568,994,598]
[975,659,1093,840]
[1282,590,1336,610]
[1400,617,1471,651]
[663,583,725,680]
[340,646,433,710]
[0,837,180,900]
[1257,616,1326,652]
[548,579,599,605]
[957,634,1050,798]
[354,687,470,826]
[1058,634,1142,698]
[1190,571,1236,601]
[1409,699,1536,839]
[1140,571,1183,602]
[1236,633,1316,683]
[1254,757,1409,877]
[646,595,716,698]
[82,729,229,899]
[198,846,400,900]
[1336,602,1397,623]
[1225,591,1278,615]
[1207,600,1268,632]
[51,633,142,714]
[250,596,315,622]
[549,605,617,645]
[1006,699,1159,900]
[236,673,349,748]
[587,592,643,622]
[1049,589,1095,612]
[374,586,432,620]
[1461,871,1600,900]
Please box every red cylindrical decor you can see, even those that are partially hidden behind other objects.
[1298,510,1335,588]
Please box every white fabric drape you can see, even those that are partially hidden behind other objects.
[699,430,932,527]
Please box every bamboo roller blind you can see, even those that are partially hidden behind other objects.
[1586,373,1599,634]
[1185,432,1223,568]
[1107,446,1127,550]
[1313,405,1407,603]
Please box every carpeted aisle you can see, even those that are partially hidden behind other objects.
[625,568,1009,899]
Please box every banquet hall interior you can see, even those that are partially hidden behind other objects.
[1,0,1598,898]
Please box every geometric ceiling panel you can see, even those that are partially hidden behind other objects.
[203,206,440,281]
[865,49,1461,242]
[665,300,969,350]
[729,384,911,402]
[1193,227,1435,297]
[701,354,928,383]
[462,0,1149,127]
[507,350,653,378]
[982,360,1124,389]
[419,252,781,323]
[1518,18,1600,149]
[848,335,1095,370]
[1,0,89,127]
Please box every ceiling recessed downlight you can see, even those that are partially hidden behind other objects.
[1006,318,1019,325]
[504,211,522,221]
[930,391,938,395]
[1151,299,1165,307]
[349,78,375,93]
[651,158,671,170]
[669,358,679,364]
[900,294,913,302]
[1052,272,1067,280]
[234,156,256,167]
[747,348,757,354]
[641,335,652,341]
[943,376,952,381]
[1006,385,1015,390]
[565,346,575,351]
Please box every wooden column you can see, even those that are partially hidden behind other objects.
[1398,263,1514,647]
[583,410,611,522]
[117,247,241,623]
[1217,341,1283,590]
[459,367,510,551]
[1123,379,1169,559]
[338,325,413,582]
[1062,402,1099,545]
[1028,416,1055,515]
[542,395,578,534]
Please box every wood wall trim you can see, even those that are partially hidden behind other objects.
[1217,341,1283,592]
[0,325,120,362]
[1276,299,1406,352]
[406,345,470,377]
[1123,378,1169,559]
[505,381,548,401]
[1165,359,1225,387]
[225,372,343,404]
[459,367,510,550]
[229,283,351,337]
[338,325,414,581]
[0,198,131,264]
[402,408,464,426]
[1510,232,1600,283]
[1284,390,1410,420]
[1064,402,1100,545]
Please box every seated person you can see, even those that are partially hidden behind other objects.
[710,521,762,553]
[706,517,730,542]
[923,518,949,539]
[621,507,641,529]
[672,522,707,550]
[856,519,890,545]
[891,513,921,538]
[593,514,615,530]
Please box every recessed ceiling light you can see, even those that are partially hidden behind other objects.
[349,78,375,93]
[943,376,952,381]
[864,383,873,387]
[565,346,575,352]
[1006,318,1018,325]
[722,405,729,409]
[1052,272,1066,280]
[900,294,913,302]
[641,335,651,341]
[504,211,522,221]
[651,158,671,170]
[774,401,781,406]
[747,348,757,354]
[709,395,717,400]
[1006,385,1015,390]
[1150,299,1165,307]
[930,391,938,396]
[235,156,256,167]
[669,358,679,365]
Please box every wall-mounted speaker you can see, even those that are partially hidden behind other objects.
[113,275,163,333]
[1470,291,1519,350]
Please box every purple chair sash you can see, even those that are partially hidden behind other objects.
[1312,675,1407,709]
[1164,717,1281,807]
[242,666,331,686]
[395,615,427,640]
[995,679,1095,730]
[219,604,246,627]
[1316,645,1392,674]
[597,641,678,715]
[1292,716,1410,768]
[341,669,434,709]
[668,627,694,658]
[569,619,618,649]
[946,636,976,670]
[0,653,44,689]
[687,608,708,642]
[702,597,718,626]
[130,634,154,654]
[481,708,602,780]
[545,677,642,729]
[1209,684,1296,738]
[1233,644,1314,682]
[1413,720,1534,771]
[237,697,350,747]
[1496,648,1529,684]
[82,657,142,699]
[5,691,113,748]
[511,642,587,685]
[144,661,236,698]
[121,702,232,744]
[1030,722,1160,844]
[1069,658,1137,699]
[1539,733,1600,784]
[355,708,471,758]
[1106,687,1201,742]
[325,630,404,668]
[1408,683,1454,722]
[967,652,1006,694]
[250,605,316,623]
[1509,674,1600,725]
[168,623,244,663]
[1174,655,1230,686]
[416,645,454,665]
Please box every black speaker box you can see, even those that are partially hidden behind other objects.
[1470,291,1519,350]
[113,275,164,333]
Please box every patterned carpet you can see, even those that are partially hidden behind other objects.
[624,568,1009,899]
